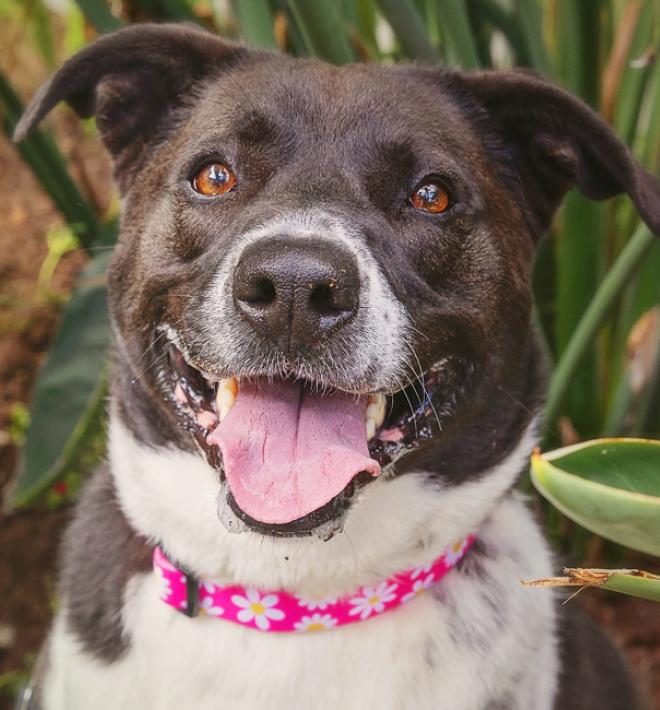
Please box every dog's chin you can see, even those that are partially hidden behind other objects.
[153,326,459,539]
[219,480,370,541]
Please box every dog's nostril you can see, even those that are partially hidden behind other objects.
[252,278,276,306]
[309,282,343,315]
[236,277,276,306]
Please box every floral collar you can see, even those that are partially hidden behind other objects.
[154,535,474,633]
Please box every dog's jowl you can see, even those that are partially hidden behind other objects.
[15,23,659,710]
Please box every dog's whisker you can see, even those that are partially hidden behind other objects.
[408,344,443,433]
[498,385,533,415]
[133,330,168,372]
[130,349,168,386]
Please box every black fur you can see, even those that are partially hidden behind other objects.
[554,605,641,709]
[58,467,151,662]
[14,23,660,710]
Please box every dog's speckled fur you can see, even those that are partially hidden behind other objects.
[16,22,658,710]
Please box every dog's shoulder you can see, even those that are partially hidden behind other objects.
[58,466,152,662]
[554,603,643,710]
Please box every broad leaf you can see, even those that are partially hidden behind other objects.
[10,253,113,507]
[531,438,660,556]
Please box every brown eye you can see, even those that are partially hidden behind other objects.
[192,162,237,196]
[410,180,450,214]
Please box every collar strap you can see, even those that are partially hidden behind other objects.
[154,535,474,633]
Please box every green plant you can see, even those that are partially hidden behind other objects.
[2,0,658,510]
[528,438,660,602]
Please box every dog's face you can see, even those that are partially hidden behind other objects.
[109,51,539,537]
[18,26,659,551]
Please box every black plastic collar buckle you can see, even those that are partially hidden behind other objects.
[183,571,200,618]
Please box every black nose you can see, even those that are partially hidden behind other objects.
[233,237,360,351]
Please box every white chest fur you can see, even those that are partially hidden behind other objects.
[42,415,559,709]
[43,493,558,710]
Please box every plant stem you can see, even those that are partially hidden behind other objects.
[544,224,656,433]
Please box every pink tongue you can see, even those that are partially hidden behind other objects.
[207,380,380,525]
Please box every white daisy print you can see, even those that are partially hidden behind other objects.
[199,596,224,617]
[231,588,285,630]
[445,538,469,566]
[410,562,432,580]
[294,613,338,632]
[401,574,435,604]
[297,595,338,611]
[349,581,398,620]
[155,567,172,600]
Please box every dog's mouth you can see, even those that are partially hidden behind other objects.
[159,330,448,537]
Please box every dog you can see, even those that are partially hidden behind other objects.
[15,23,659,710]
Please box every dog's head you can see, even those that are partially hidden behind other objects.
[18,25,659,567]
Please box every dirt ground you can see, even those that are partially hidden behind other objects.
[0,50,659,710]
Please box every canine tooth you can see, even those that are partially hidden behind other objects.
[366,393,387,428]
[216,378,238,421]
[365,418,376,441]
[366,403,382,427]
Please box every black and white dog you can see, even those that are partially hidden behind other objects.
[16,23,659,710]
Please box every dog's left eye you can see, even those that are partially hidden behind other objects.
[410,179,450,214]
[192,162,237,196]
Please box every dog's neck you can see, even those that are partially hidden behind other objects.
[108,401,539,598]
[153,536,474,632]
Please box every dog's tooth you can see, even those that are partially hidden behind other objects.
[366,403,381,426]
[365,418,376,441]
[366,393,387,428]
[216,377,238,421]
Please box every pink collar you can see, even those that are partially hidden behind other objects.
[154,535,474,633]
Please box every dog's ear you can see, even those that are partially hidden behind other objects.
[14,23,248,191]
[459,70,659,237]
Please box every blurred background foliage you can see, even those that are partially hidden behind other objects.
[0,0,658,530]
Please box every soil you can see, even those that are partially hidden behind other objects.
[0,27,658,710]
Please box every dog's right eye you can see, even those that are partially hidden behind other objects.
[410,178,451,214]
[192,162,237,197]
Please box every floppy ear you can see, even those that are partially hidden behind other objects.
[14,23,248,191]
[458,70,659,237]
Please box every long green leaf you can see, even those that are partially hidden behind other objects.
[524,567,660,602]
[0,71,102,250]
[601,570,660,602]
[130,0,199,23]
[556,0,602,105]
[435,0,480,68]
[27,0,57,68]
[9,253,113,507]
[531,438,660,556]
[375,0,438,63]
[73,0,122,33]
[286,0,355,64]
[550,0,606,438]
[613,0,654,146]
[545,224,656,432]
[232,0,277,49]
[513,0,552,75]
[553,197,604,437]
[468,0,531,66]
